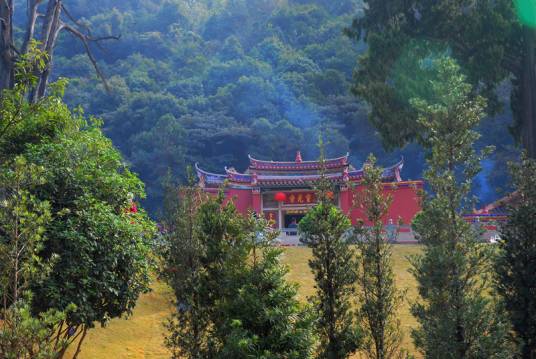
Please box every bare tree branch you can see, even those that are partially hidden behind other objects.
[31,0,61,100]
[60,4,90,34]
[2,0,118,98]
[62,23,110,92]
[61,4,120,52]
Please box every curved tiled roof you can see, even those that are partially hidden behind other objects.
[196,156,405,188]
[348,158,404,181]
[248,153,349,171]
[195,163,226,186]
[225,167,253,183]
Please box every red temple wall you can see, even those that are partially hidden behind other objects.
[346,182,423,226]
[387,185,422,225]
[226,188,254,214]
[213,180,422,226]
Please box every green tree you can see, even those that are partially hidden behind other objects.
[409,56,512,358]
[217,216,315,359]
[299,141,361,359]
[495,153,536,359]
[299,202,361,359]
[355,154,405,359]
[0,157,72,358]
[163,185,314,358]
[347,0,536,157]
[0,158,50,306]
[24,117,155,351]
[2,45,154,354]
[194,192,252,356]
[162,173,210,359]
[0,45,71,161]
[164,189,250,357]
[0,301,72,359]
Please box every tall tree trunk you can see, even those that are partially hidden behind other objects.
[1,0,112,100]
[521,26,536,158]
[0,0,15,91]
[29,0,62,102]
[22,0,42,54]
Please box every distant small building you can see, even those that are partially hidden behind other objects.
[196,151,424,244]
[464,193,516,243]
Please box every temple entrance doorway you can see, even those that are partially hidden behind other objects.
[282,208,309,237]
[284,213,305,228]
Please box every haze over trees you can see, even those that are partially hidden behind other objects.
[1,1,535,358]
[346,0,530,198]
[35,0,516,213]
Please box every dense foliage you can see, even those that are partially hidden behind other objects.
[355,155,405,359]
[18,0,466,214]
[409,56,511,358]
[161,177,209,359]
[27,118,155,330]
[299,167,361,358]
[346,0,523,197]
[0,51,155,356]
[495,154,536,359]
[0,157,72,359]
[162,189,314,358]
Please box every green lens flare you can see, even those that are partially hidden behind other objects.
[515,0,536,28]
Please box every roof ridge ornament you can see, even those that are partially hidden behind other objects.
[295,150,303,163]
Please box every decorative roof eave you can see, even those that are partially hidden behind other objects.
[381,157,404,182]
[195,163,227,186]
[248,153,349,171]
[197,157,406,187]
[225,167,253,183]
[258,176,344,187]
[473,191,519,215]
[348,157,404,182]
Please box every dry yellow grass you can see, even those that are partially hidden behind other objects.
[66,281,174,358]
[71,245,422,359]
[282,245,422,358]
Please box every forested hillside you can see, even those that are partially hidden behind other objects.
[42,0,515,213]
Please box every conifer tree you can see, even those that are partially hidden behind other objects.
[164,187,248,357]
[217,216,315,358]
[161,170,209,359]
[299,139,361,359]
[163,181,314,358]
[355,154,405,359]
[409,56,512,358]
[495,154,536,359]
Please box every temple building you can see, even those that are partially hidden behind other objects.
[196,151,423,243]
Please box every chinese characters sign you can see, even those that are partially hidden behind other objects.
[284,192,316,205]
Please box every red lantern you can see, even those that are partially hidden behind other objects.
[274,192,287,202]
[129,202,138,213]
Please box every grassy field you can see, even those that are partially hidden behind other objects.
[70,245,422,358]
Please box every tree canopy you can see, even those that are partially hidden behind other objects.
[30,0,509,213]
